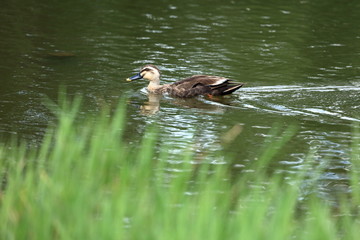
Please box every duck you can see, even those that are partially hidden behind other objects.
[126,64,244,98]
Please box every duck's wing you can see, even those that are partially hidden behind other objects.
[172,75,227,87]
[169,75,244,97]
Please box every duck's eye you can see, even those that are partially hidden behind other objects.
[143,70,154,76]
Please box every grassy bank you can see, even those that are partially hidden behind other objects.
[0,99,359,240]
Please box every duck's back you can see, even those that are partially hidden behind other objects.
[172,75,225,87]
[161,75,243,98]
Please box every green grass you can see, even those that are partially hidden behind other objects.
[0,98,359,240]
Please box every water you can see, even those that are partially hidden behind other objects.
[1,0,360,203]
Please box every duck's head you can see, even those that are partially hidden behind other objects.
[126,65,161,83]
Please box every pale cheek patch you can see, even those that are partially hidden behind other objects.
[143,72,153,80]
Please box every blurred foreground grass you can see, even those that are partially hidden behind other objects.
[0,97,359,240]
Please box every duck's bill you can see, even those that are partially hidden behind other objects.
[126,73,143,82]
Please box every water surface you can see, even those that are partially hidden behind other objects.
[1,0,360,204]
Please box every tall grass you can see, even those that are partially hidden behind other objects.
[0,98,359,240]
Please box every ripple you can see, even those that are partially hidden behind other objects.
[238,84,360,124]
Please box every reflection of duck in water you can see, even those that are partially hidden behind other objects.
[139,92,228,115]
[127,65,244,98]
[140,92,161,115]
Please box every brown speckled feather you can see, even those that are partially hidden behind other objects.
[158,75,244,98]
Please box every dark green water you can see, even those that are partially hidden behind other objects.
[1,0,360,203]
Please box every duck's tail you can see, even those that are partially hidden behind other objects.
[222,83,244,95]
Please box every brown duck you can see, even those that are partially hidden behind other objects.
[126,64,244,98]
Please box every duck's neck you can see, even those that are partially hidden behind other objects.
[147,80,161,92]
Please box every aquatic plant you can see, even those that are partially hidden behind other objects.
[0,98,359,240]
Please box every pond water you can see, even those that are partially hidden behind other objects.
[1,0,360,204]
